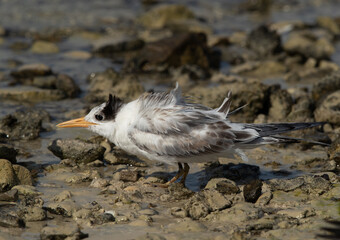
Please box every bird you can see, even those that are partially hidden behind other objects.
[57,83,326,187]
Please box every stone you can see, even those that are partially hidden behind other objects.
[267,177,304,192]
[314,90,340,126]
[119,170,139,182]
[90,178,109,188]
[63,50,91,60]
[138,4,195,29]
[243,179,263,203]
[10,63,52,79]
[268,89,293,121]
[30,40,59,54]
[55,74,80,98]
[32,75,57,89]
[53,190,72,202]
[277,207,315,219]
[317,16,340,35]
[104,148,147,167]
[0,159,17,192]
[312,71,340,103]
[40,222,88,240]
[48,138,105,164]
[46,200,81,217]
[166,219,207,232]
[93,36,144,57]
[12,185,40,196]
[246,25,281,57]
[21,206,47,221]
[0,212,25,228]
[0,189,18,202]
[0,86,66,102]
[0,144,17,163]
[0,108,50,140]
[204,178,240,194]
[12,165,33,185]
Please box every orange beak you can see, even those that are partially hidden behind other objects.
[56,117,97,128]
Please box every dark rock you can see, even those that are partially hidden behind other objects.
[40,222,88,240]
[48,138,105,164]
[55,74,80,98]
[268,88,293,121]
[204,178,240,194]
[0,108,50,140]
[0,212,25,228]
[10,63,52,79]
[267,178,305,192]
[314,90,340,126]
[246,25,281,57]
[0,189,18,201]
[0,144,17,163]
[105,148,147,167]
[119,170,140,182]
[20,206,47,221]
[93,36,145,57]
[168,183,194,200]
[125,32,216,72]
[243,179,263,203]
[92,212,115,225]
[32,75,57,89]
[328,136,340,172]
[312,71,340,103]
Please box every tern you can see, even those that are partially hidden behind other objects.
[57,83,325,187]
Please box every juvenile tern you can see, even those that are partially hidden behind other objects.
[57,83,325,186]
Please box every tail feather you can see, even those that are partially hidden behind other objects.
[245,122,326,137]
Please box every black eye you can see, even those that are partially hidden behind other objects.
[95,114,104,121]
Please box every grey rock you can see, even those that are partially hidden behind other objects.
[246,25,281,57]
[0,144,17,163]
[168,183,194,200]
[21,206,46,221]
[204,178,240,194]
[0,108,50,140]
[0,159,17,192]
[40,222,88,240]
[104,148,147,167]
[314,90,340,126]
[243,179,263,203]
[10,63,52,79]
[48,138,105,164]
[46,199,81,217]
[0,189,18,202]
[0,212,25,228]
[267,177,305,192]
[12,185,40,196]
[90,178,109,188]
[12,165,33,186]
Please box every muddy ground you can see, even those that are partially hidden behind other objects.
[0,1,340,239]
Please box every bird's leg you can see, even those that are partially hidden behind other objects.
[179,163,190,185]
[165,163,184,185]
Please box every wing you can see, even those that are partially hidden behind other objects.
[129,87,259,158]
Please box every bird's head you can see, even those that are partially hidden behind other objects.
[57,94,123,137]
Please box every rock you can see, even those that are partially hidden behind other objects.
[243,179,263,203]
[40,222,88,240]
[93,36,144,57]
[12,165,33,186]
[55,74,80,98]
[46,199,81,217]
[314,90,340,126]
[138,4,195,29]
[267,178,305,192]
[104,148,147,167]
[0,144,17,163]
[170,207,187,218]
[0,212,25,228]
[30,40,59,54]
[166,218,207,232]
[53,190,72,202]
[277,207,315,219]
[317,16,340,35]
[0,159,17,192]
[268,88,293,121]
[86,160,104,167]
[125,32,214,72]
[48,138,105,164]
[246,25,281,57]
[90,178,109,188]
[168,183,194,200]
[242,60,286,77]
[93,212,116,225]
[328,137,340,171]
[0,108,50,140]
[215,202,263,222]
[0,189,18,201]
[32,75,57,89]
[63,50,91,60]
[312,71,340,103]
[204,178,240,194]
[86,69,144,103]
[21,206,46,221]
[0,86,66,102]
[255,191,272,207]
[184,189,232,220]
[12,185,40,196]
[10,63,52,79]
[119,170,140,182]
[283,31,335,60]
